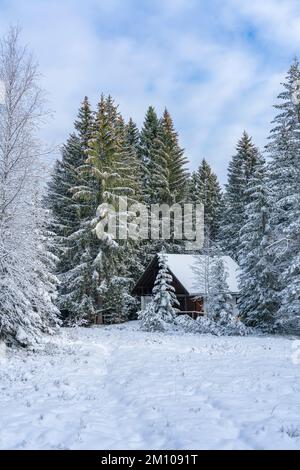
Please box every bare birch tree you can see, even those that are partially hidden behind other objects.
[0,26,59,346]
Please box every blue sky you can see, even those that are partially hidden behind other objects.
[1,0,300,183]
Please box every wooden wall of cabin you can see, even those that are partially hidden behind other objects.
[176,296,203,312]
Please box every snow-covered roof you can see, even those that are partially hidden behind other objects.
[165,254,240,295]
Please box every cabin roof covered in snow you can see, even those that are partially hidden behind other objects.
[164,254,240,295]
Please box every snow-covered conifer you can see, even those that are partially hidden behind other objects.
[152,252,179,322]
[190,159,223,240]
[206,257,233,321]
[238,154,278,330]
[265,60,300,333]
[138,106,160,204]
[47,97,95,323]
[221,132,260,260]
[140,252,178,331]
[159,109,189,204]
[71,95,139,323]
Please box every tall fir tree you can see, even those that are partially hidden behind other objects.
[139,107,189,259]
[265,60,300,333]
[189,159,223,240]
[188,171,199,205]
[75,96,94,152]
[221,131,260,260]
[159,109,189,204]
[138,106,160,204]
[123,118,146,282]
[47,97,95,323]
[47,135,84,272]
[238,155,279,330]
[72,95,139,323]
[139,107,188,205]
[123,117,143,203]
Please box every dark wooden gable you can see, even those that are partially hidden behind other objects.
[132,254,189,296]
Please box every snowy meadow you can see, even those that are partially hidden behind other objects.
[1,323,300,450]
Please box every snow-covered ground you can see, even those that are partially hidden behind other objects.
[0,322,300,450]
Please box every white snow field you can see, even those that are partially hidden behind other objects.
[1,322,300,450]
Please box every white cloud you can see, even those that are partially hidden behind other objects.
[231,0,300,47]
[0,0,296,183]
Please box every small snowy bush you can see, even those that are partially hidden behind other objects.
[195,311,250,336]
[138,302,166,332]
[174,314,199,333]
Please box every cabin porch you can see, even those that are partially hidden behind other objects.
[141,293,204,320]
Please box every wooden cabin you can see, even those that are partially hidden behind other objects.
[132,253,240,319]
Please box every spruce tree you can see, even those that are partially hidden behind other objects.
[143,109,189,205]
[138,106,160,204]
[139,108,189,259]
[75,96,94,151]
[221,132,260,260]
[47,97,95,323]
[47,135,84,273]
[152,252,179,321]
[188,171,199,205]
[265,60,300,333]
[139,251,179,331]
[72,95,139,323]
[159,109,189,203]
[238,155,278,329]
[191,159,223,240]
[123,118,145,282]
[123,118,143,203]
